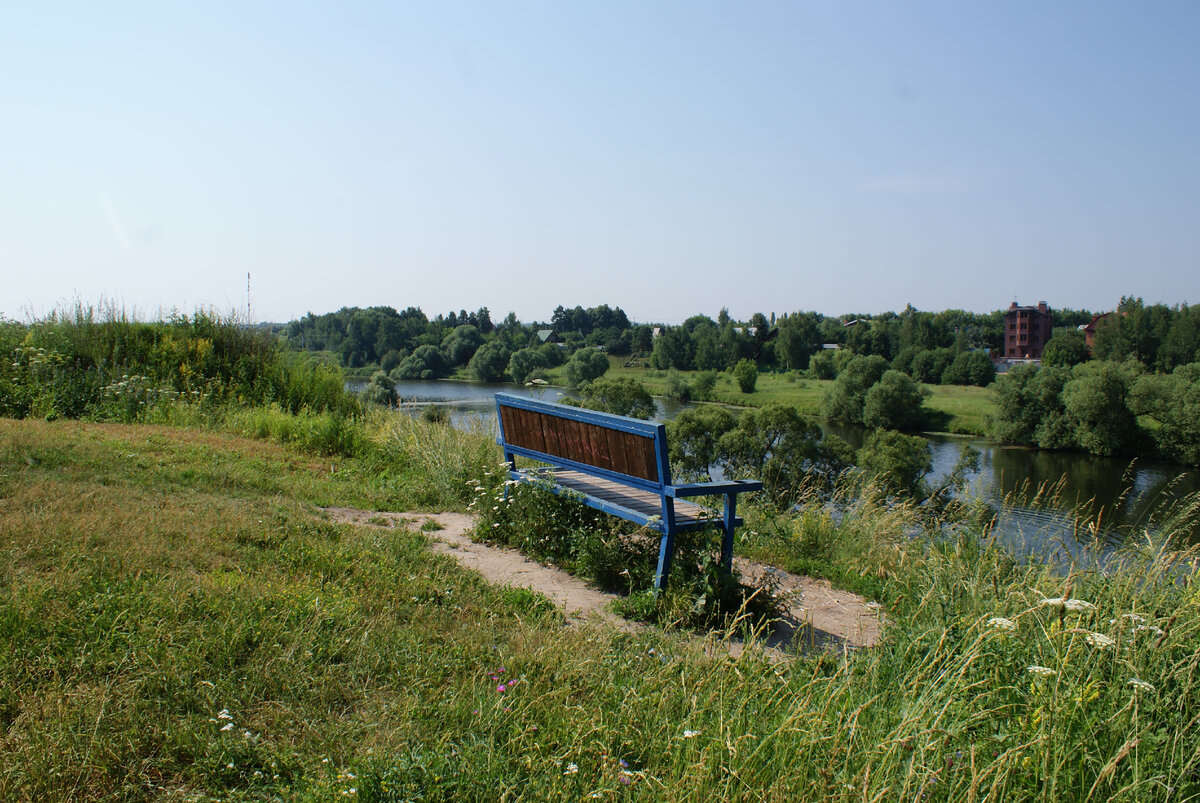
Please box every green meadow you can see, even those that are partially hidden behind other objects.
[584,359,995,436]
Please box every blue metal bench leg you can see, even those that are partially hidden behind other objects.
[720,494,738,574]
[654,531,675,592]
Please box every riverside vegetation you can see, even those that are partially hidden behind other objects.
[2,309,1199,800]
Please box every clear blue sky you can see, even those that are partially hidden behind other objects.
[3,2,1198,324]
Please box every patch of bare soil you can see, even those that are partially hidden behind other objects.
[321,507,883,656]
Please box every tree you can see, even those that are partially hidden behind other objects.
[733,359,758,393]
[856,430,933,497]
[862,370,927,430]
[772,312,819,370]
[809,349,837,380]
[821,354,888,424]
[716,402,849,506]
[941,350,996,386]
[1130,362,1200,464]
[572,377,655,419]
[440,325,483,367]
[361,370,398,407]
[667,405,736,478]
[631,326,654,354]
[1041,331,1090,368]
[691,371,718,400]
[990,363,1074,449]
[650,326,693,371]
[507,347,548,385]
[394,344,449,380]
[910,348,954,384]
[468,341,511,383]
[564,348,610,387]
[1062,361,1140,456]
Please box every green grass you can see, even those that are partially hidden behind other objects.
[568,359,997,435]
[3,411,1198,800]
[920,382,996,435]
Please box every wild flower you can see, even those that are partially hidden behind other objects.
[1085,632,1115,649]
[564,763,579,775]
[497,684,507,693]
[1040,598,1095,613]
[217,709,233,720]
[987,617,1017,632]
[220,722,234,732]
[1128,678,1155,694]
[1027,665,1057,678]
[682,729,701,739]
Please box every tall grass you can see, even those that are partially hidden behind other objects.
[0,304,360,423]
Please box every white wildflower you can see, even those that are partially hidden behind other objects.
[564,763,579,775]
[1027,665,1057,678]
[1128,678,1155,694]
[987,617,1017,632]
[1040,597,1095,613]
[217,709,233,720]
[220,722,234,731]
[682,729,701,739]
[1085,631,1116,649]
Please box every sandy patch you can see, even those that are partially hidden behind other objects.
[321,507,882,655]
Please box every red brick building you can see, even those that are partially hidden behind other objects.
[1003,301,1052,360]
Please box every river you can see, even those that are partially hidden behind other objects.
[377,379,1200,556]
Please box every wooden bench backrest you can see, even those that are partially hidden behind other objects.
[495,394,667,485]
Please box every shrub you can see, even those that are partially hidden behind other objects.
[468,341,512,383]
[395,344,450,380]
[569,377,655,419]
[563,348,609,388]
[855,429,932,497]
[862,370,928,430]
[733,359,758,393]
[507,347,548,385]
[361,370,398,407]
[821,354,888,424]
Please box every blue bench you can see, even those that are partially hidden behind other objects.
[494,393,762,591]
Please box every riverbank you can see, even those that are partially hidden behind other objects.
[3,412,1196,800]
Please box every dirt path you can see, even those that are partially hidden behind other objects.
[321,507,882,655]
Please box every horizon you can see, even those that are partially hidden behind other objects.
[2,294,1132,329]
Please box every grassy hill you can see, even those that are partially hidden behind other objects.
[2,413,1197,801]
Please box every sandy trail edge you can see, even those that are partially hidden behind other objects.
[321,507,883,656]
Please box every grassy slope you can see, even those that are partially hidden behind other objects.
[2,417,1197,801]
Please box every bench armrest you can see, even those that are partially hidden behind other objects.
[666,479,762,498]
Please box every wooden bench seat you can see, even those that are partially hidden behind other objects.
[494,393,762,590]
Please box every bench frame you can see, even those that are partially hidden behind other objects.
[494,393,761,591]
